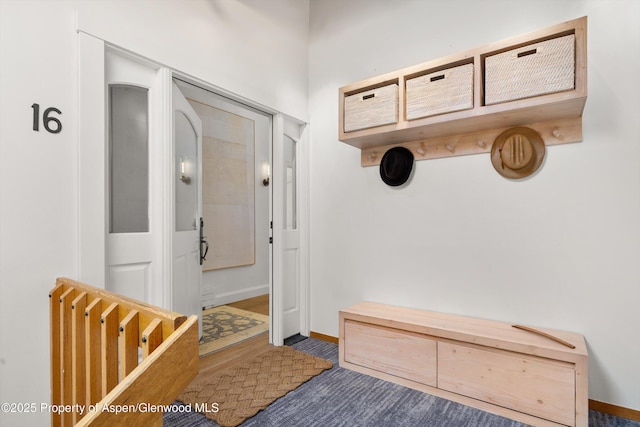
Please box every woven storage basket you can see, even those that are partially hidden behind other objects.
[406,63,473,120]
[485,34,575,105]
[344,84,398,132]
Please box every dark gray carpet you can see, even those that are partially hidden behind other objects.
[163,338,640,427]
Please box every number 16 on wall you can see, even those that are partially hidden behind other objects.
[31,103,62,134]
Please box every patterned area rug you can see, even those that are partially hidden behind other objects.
[199,306,269,356]
[178,345,333,427]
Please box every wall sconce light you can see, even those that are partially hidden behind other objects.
[180,157,191,185]
[261,161,270,187]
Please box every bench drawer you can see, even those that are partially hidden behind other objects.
[344,320,437,387]
[438,342,576,426]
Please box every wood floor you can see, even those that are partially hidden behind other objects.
[227,293,269,316]
[194,294,271,381]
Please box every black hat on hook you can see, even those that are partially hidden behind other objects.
[379,146,414,186]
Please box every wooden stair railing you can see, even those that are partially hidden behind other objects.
[49,277,199,426]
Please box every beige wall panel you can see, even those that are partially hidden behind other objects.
[189,100,255,271]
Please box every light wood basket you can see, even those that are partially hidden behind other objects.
[344,83,398,132]
[485,34,575,105]
[406,63,473,120]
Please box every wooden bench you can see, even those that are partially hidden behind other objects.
[50,277,199,426]
[339,301,588,427]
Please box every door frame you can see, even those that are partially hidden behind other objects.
[78,32,310,345]
[78,32,107,288]
[174,77,272,310]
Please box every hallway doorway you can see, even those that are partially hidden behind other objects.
[79,34,309,351]
[174,78,272,353]
[198,294,269,357]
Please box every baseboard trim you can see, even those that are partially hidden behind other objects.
[310,331,338,344]
[308,333,639,421]
[589,399,640,421]
[201,284,269,309]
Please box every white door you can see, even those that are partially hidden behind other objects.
[172,82,203,336]
[105,50,162,303]
[271,116,309,345]
[281,134,301,339]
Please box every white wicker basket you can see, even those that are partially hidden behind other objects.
[406,63,473,120]
[344,84,398,132]
[485,34,575,105]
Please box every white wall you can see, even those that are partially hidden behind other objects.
[308,0,640,410]
[76,0,310,121]
[0,1,309,425]
[0,2,80,425]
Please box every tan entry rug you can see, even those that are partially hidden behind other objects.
[200,306,269,356]
[179,345,333,427]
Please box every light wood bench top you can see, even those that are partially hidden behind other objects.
[341,301,587,362]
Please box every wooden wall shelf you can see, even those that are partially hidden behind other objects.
[338,17,587,167]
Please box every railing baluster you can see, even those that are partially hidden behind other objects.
[49,284,65,427]
[71,292,88,424]
[142,318,163,359]
[85,298,103,406]
[119,310,140,380]
[101,303,119,397]
[60,288,75,426]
